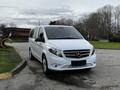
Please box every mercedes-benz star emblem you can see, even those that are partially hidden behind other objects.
[76,51,81,57]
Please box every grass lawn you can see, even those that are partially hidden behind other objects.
[0,48,22,73]
[90,41,120,49]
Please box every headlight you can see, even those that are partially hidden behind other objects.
[91,48,95,55]
[49,48,63,57]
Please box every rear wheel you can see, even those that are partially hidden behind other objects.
[29,49,35,60]
[42,55,50,74]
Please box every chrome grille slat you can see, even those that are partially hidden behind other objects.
[64,51,89,54]
[64,49,90,58]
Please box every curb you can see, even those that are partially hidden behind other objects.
[0,43,27,80]
[11,60,27,76]
[0,59,27,80]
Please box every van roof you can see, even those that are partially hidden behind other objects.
[34,25,73,28]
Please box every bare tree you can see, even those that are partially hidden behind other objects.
[114,5,120,33]
[97,5,113,39]
[0,24,10,47]
[49,5,120,41]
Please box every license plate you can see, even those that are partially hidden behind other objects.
[71,60,86,66]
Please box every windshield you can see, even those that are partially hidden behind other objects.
[45,26,83,40]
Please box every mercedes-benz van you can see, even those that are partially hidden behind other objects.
[29,25,96,74]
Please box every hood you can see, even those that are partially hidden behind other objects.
[47,39,93,50]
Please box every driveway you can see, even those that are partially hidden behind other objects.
[0,42,120,90]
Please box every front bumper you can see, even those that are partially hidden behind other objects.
[47,54,96,71]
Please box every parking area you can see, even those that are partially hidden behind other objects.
[0,42,120,90]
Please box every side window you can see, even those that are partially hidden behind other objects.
[37,27,42,38]
[29,29,34,38]
[38,27,45,42]
[33,28,38,39]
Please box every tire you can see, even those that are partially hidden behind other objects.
[29,49,35,60]
[42,55,50,75]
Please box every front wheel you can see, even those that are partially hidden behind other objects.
[42,56,50,74]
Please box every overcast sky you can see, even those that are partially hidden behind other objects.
[0,0,119,28]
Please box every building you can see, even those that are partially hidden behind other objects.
[6,27,31,40]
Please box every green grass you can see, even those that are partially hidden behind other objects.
[0,48,22,73]
[90,41,120,49]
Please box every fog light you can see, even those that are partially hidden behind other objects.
[55,65,57,67]
[51,64,61,68]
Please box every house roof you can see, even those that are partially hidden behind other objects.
[6,27,31,31]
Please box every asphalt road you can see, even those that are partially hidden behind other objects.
[0,42,120,90]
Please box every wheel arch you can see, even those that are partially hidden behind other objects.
[41,50,48,60]
[42,53,46,59]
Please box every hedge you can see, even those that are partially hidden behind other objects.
[109,35,120,42]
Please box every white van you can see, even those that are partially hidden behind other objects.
[29,25,96,74]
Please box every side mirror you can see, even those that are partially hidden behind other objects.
[35,37,41,42]
[35,33,45,42]
[35,37,45,43]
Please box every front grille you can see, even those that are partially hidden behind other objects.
[63,49,90,58]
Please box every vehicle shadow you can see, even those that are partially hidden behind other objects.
[46,69,96,88]
[27,59,96,89]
